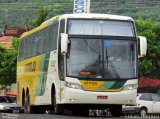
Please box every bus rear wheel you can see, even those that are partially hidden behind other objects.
[24,95,31,113]
[24,94,35,113]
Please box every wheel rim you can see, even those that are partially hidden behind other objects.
[141,109,147,117]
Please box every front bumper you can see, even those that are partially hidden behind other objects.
[60,87,137,105]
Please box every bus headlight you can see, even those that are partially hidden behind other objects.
[65,81,83,90]
[123,84,137,91]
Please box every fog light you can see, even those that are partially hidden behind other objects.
[69,99,77,103]
[127,100,133,103]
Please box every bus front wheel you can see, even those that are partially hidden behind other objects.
[53,93,64,115]
[109,105,122,117]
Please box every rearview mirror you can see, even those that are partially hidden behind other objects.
[61,33,69,55]
[137,36,147,58]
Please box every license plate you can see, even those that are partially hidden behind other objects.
[12,110,19,113]
[97,96,108,99]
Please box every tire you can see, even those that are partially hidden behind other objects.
[22,92,25,113]
[110,105,122,117]
[72,109,80,116]
[72,109,88,116]
[24,94,35,113]
[24,95,31,113]
[81,109,89,116]
[53,93,64,115]
[139,108,147,117]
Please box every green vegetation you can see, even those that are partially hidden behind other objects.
[1,18,160,85]
[91,0,160,20]
[1,0,160,27]
[0,0,73,27]
[24,6,48,29]
[0,38,19,85]
[0,0,160,85]
[136,18,160,79]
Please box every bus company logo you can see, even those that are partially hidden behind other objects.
[84,81,97,85]
[51,60,56,67]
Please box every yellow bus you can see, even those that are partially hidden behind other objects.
[17,14,147,116]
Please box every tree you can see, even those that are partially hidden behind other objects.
[0,47,6,63]
[24,6,48,29]
[136,18,160,79]
[0,38,19,85]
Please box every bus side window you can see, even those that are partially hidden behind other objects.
[23,38,28,59]
[49,23,58,51]
[44,28,50,52]
[18,40,24,61]
[38,30,44,54]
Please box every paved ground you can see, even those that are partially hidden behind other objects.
[0,112,160,119]
[0,113,125,119]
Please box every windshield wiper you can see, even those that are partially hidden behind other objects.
[83,40,101,61]
[83,39,102,69]
[105,48,120,79]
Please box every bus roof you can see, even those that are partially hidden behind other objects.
[59,13,134,21]
[20,13,134,39]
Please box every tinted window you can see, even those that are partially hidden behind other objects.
[139,94,151,101]
[18,22,59,61]
[151,95,159,101]
[36,30,44,55]
[60,19,65,34]
[18,40,24,60]
[49,23,58,50]
[0,96,14,103]
[58,19,65,81]
[68,19,135,37]
[44,29,50,52]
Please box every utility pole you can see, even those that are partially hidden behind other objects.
[86,0,90,13]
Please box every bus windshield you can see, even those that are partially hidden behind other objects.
[68,19,135,37]
[67,38,137,80]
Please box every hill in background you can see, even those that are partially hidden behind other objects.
[0,0,160,27]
